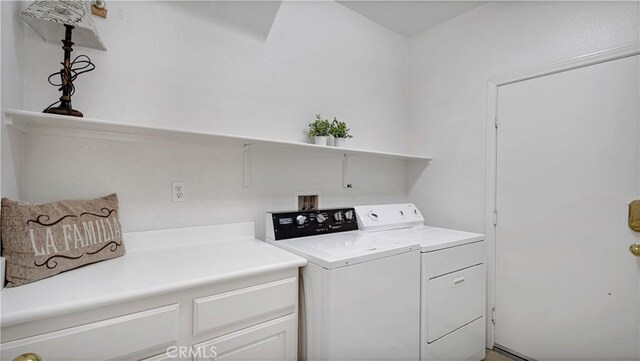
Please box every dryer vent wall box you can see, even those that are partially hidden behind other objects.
[298,195,319,211]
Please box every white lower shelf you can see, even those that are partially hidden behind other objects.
[4,109,431,162]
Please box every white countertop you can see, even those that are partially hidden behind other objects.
[0,222,306,327]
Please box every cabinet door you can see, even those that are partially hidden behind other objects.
[192,314,296,361]
[141,353,174,361]
[193,277,297,337]
[1,304,179,361]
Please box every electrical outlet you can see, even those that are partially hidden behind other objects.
[172,181,186,202]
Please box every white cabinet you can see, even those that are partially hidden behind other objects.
[193,277,297,337]
[141,353,176,361]
[193,314,297,361]
[1,269,299,361]
[2,305,179,361]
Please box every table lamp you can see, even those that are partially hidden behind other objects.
[19,0,106,117]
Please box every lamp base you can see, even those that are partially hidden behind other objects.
[44,106,83,117]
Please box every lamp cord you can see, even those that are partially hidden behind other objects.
[44,54,95,112]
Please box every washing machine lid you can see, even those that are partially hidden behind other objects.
[410,226,484,252]
[269,231,420,269]
[370,226,484,252]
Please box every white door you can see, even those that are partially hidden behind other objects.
[495,54,640,361]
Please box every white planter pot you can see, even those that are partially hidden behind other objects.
[334,137,347,147]
[327,136,335,147]
[314,136,328,146]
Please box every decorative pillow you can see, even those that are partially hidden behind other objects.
[1,194,125,287]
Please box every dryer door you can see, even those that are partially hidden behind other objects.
[427,264,485,343]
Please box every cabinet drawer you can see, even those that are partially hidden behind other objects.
[193,277,297,337]
[426,264,485,342]
[422,241,485,278]
[141,352,175,361]
[192,314,297,361]
[1,304,179,361]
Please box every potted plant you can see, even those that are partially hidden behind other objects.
[307,115,331,145]
[330,118,353,147]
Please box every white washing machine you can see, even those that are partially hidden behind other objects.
[355,204,486,361]
[265,207,421,361]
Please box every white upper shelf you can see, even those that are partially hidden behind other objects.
[4,110,431,162]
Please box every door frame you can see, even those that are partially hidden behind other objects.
[483,42,640,349]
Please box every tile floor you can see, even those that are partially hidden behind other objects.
[484,349,516,361]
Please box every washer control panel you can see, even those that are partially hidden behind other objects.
[355,203,424,232]
[266,208,359,240]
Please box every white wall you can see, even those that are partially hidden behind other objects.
[1,1,26,200]
[12,1,635,237]
[23,1,410,153]
[408,1,640,233]
[20,135,408,238]
[3,1,412,237]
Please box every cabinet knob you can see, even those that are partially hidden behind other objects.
[13,353,42,361]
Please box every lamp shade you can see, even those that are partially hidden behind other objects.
[19,0,106,51]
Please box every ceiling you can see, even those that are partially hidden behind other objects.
[166,1,485,41]
[337,1,486,38]
[167,1,283,40]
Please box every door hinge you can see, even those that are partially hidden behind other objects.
[492,307,496,324]
[494,115,498,129]
[493,210,498,226]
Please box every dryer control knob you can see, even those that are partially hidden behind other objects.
[316,214,327,223]
[334,212,343,221]
[296,215,307,225]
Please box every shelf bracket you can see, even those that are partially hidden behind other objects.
[243,144,252,188]
[343,154,353,189]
